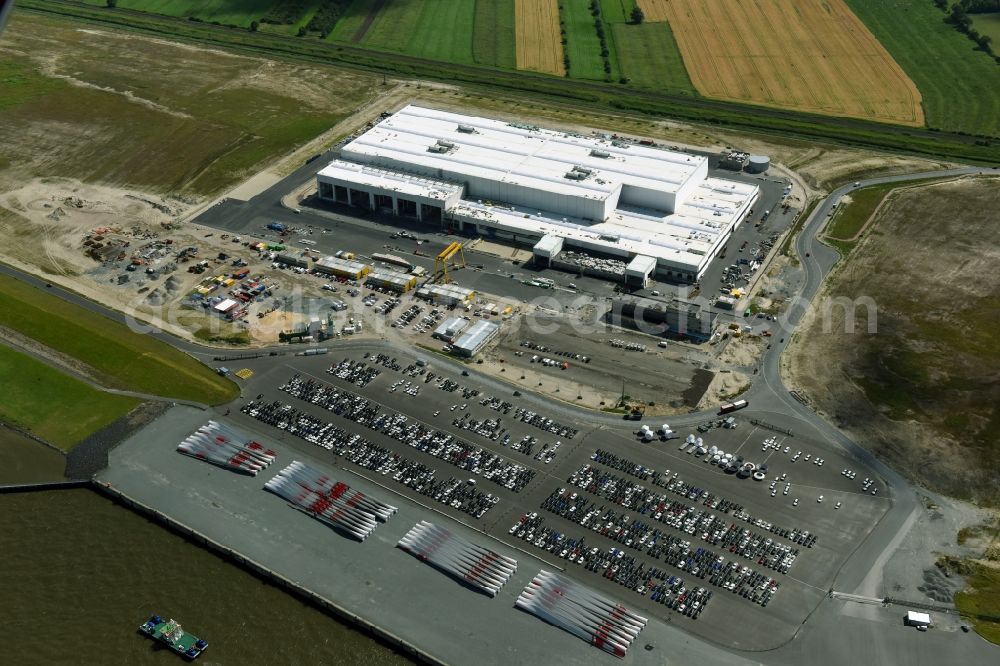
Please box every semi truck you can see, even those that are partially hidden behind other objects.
[718,399,749,415]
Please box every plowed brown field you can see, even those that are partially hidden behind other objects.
[515,0,565,76]
[637,0,923,126]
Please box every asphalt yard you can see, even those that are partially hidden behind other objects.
[98,348,889,657]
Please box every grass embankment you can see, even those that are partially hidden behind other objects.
[19,0,1000,164]
[0,428,68,482]
[846,0,1000,137]
[956,563,1000,644]
[823,177,950,255]
[0,345,140,451]
[943,531,1000,645]
[0,276,238,404]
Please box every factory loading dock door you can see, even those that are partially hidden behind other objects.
[421,204,442,223]
[349,189,370,209]
[334,185,349,203]
[397,198,418,218]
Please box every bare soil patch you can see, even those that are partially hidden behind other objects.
[786,176,1000,504]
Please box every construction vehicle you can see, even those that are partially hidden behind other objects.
[627,404,646,421]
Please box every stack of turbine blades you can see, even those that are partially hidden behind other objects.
[280,460,396,521]
[397,521,517,597]
[265,466,378,541]
[515,570,647,658]
[177,422,277,475]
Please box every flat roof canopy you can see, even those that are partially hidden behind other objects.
[343,105,708,203]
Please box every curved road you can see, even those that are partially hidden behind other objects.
[2,166,996,665]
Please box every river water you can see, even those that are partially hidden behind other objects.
[0,489,412,665]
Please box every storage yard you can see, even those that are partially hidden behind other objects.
[97,345,890,658]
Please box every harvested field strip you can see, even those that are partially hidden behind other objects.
[612,21,693,93]
[473,0,517,69]
[0,344,141,452]
[515,0,566,76]
[642,0,923,126]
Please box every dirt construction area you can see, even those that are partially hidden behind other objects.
[786,176,1000,504]
[641,0,923,126]
[515,0,566,75]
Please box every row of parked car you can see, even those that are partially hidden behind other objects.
[278,374,536,493]
[592,449,819,552]
[240,400,498,518]
[508,512,712,619]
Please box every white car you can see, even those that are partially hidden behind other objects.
[835,502,842,509]
[817,495,824,503]
[792,499,799,507]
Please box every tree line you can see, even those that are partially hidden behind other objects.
[934,0,999,61]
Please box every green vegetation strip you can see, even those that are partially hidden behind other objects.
[0,275,237,404]
[845,0,1000,138]
[472,0,516,69]
[823,177,950,254]
[945,555,1000,644]
[21,0,1000,164]
[0,345,141,451]
[611,21,694,93]
[561,0,619,81]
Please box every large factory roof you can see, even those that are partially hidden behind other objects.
[341,105,706,203]
[318,159,463,201]
[449,174,757,271]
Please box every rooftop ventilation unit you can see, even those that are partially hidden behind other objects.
[590,149,610,158]
[457,124,476,134]
[573,166,593,176]
[564,170,587,180]
[437,139,456,149]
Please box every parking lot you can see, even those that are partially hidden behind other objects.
[220,348,890,648]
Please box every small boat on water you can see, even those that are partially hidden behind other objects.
[138,615,208,660]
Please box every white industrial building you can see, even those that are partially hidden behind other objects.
[451,320,500,357]
[317,105,759,282]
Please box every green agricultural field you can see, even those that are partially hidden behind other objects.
[331,0,477,65]
[612,21,694,93]
[78,0,266,26]
[0,13,376,196]
[473,0,516,69]
[0,276,238,405]
[600,0,636,24]
[973,12,1000,43]
[0,345,141,451]
[845,0,1000,137]
[562,0,620,81]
